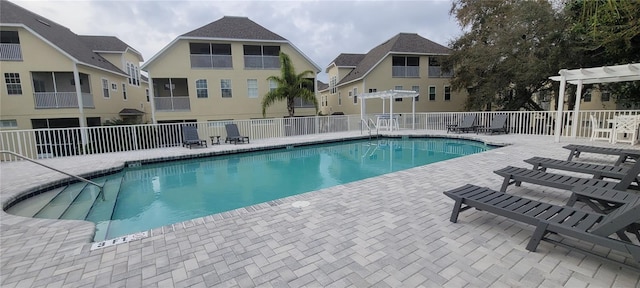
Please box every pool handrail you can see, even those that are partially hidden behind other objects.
[0,150,105,201]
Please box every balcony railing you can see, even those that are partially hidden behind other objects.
[244,55,280,69]
[392,66,419,78]
[34,92,94,109]
[0,43,23,61]
[190,55,232,68]
[154,96,191,111]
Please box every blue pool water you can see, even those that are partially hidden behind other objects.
[83,138,494,240]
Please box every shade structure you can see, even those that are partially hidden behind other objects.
[359,90,419,132]
[549,63,640,142]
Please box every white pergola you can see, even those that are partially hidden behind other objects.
[359,90,420,131]
[549,63,640,142]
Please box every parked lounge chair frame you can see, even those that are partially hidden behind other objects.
[443,184,640,266]
[181,126,207,149]
[524,156,639,186]
[476,114,509,134]
[564,144,640,166]
[225,123,250,144]
[494,159,640,193]
[446,114,481,133]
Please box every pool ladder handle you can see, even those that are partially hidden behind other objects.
[0,150,105,201]
[361,118,379,139]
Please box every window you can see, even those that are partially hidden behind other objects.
[353,88,358,104]
[122,83,127,100]
[330,76,338,94]
[368,88,377,93]
[111,83,118,91]
[243,45,280,69]
[394,86,403,101]
[247,79,258,98]
[338,92,342,105]
[412,85,419,101]
[0,31,20,43]
[126,62,140,86]
[102,78,110,98]
[189,43,232,68]
[196,79,208,98]
[1,31,22,61]
[601,90,610,102]
[0,119,18,128]
[583,90,591,102]
[429,86,436,101]
[221,79,232,98]
[392,56,419,77]
[269,79,277,92]
[145,88,149,102]
[4,73,22,95]
[444,86,451,101]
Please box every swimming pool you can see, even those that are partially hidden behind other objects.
[7,137,495,241]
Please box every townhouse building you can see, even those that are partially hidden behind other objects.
[141,16,321,124]
[0,0,150,131]
[318,33,467,115]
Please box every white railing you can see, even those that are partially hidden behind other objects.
[154,97,190,111]
[2,110,639,161]
[33,92,94,108]
[0,43,22,60]
[190,54,232,68]
[244,55,280,69]
[392,66,420,78]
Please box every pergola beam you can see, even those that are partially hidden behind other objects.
[549,63,640,142]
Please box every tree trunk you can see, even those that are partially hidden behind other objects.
[287,98,295,117]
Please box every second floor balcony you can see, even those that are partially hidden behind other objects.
[154,96,191,111]
[0,43,22,61]
[190,54,232,69]
[244,55,280,69]
[392,66,420,78]
[34,92,94,109]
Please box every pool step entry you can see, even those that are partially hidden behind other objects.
[6,175,124,228]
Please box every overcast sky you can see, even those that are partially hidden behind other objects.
[13,0,463,81]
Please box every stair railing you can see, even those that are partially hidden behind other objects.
[1,150,105,201]
[361,118,379,139]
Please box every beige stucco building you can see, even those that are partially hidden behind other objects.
[319,33,467,116]
[141,16,321,124]
[0,0,150,131]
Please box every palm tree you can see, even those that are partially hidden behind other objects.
[262,52,318,117]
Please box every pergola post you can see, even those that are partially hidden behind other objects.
[570,80,583,138]
[554,74,566,143]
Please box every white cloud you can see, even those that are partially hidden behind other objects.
[12,0,462,81]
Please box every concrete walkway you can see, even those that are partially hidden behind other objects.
[1,130,639,287]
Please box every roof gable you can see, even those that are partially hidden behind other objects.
[182,16,286,41]
[0,0,126,75]
[337,33,450,85]
[79,35,143,61]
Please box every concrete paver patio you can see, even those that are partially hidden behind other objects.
[1,130,639,287]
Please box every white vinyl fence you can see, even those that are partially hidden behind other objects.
[2,110,639,162]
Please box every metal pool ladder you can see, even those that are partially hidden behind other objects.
[0,150,105,200]
[361,118,379,139]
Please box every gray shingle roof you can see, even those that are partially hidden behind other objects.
[80,35,143,61]
[330,53,366,67]
[0,0,125,75]
[182,16,286,41]
[317,80,328,91]
[337,33,450,85]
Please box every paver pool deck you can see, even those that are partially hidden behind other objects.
[1,130,639,287]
